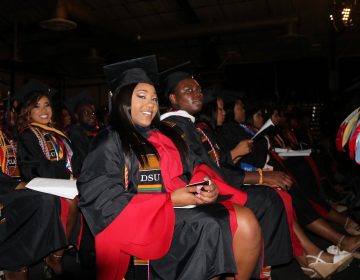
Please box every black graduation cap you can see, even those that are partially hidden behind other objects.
[202,84,222,105]
[15,79,56,104]
[64,91,95,114]
[221,89,247,105]
[159,61,193,97]
[103,55,158,94]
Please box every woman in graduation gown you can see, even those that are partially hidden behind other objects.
[77,56,262,280]
[16,89,81,278]
[0,126,67,280]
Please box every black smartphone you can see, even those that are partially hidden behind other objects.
[186,180,211,193]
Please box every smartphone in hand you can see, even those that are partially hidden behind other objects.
[186,180,212,193]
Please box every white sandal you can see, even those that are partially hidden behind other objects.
[301,266,320,278]
[307,250,353,278]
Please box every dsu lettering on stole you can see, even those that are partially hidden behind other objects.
[140,173,160,183]
[7,158,16,166]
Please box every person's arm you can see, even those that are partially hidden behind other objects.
[243,170,293,191]
[0,171,20,194]
[230,139,253,162]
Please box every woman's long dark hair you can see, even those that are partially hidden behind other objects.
[223,98,238,123]
[110,83,188,170]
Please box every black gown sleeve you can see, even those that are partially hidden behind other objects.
[0,171,19,195]
[163,116,246,189]
[219,122,268,168]
[163,116,215,169]
[77,128,136,235]
[17,129,70,181]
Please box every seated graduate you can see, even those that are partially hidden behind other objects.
[77,55,262,280]
[0,98,68,280]
[66,92,99,176]
[15,79,81,278]
[65,92,100,269]
[158,66,296,277]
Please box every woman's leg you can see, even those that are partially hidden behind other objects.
[232,204,262,280]
[326,209,360,235]
[44,249,64,275]
[65,198,79,240]
[306,218,360,252]
[44,198,79,276]
[293,221,333,265]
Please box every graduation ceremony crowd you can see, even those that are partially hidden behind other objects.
[1,54,360,280]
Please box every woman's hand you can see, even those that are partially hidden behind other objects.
[262,171,293,191]
[171,177,219,206]
[231,139,253,162]
[195,177,219,204]
[15,182,27,190]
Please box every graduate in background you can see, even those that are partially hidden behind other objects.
[66,92,99,269]
[0,96,68,280]
[66,92,99,177]
[15,80,81,279]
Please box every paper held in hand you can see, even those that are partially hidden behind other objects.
[274,148,312,157]
[251,118,274,140]
[26,177,78,199]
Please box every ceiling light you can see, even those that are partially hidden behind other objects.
[40,0,77,31]
[330,0,357,32]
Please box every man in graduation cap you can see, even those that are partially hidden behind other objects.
[159,65,301,278]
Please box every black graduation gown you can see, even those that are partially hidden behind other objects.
[0,128,67,270]
[68,123,96,177]
[197,122,293,265]
[219,120,322,226]
[17,125,81,244]
[0,172,18,195]
[0,186,67,270]
[68,123,97,268]
[17,129,71,181]
[162,113,292,267]
[0,128,66,270]
[218,121,268,169]
[77,128,236,280]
